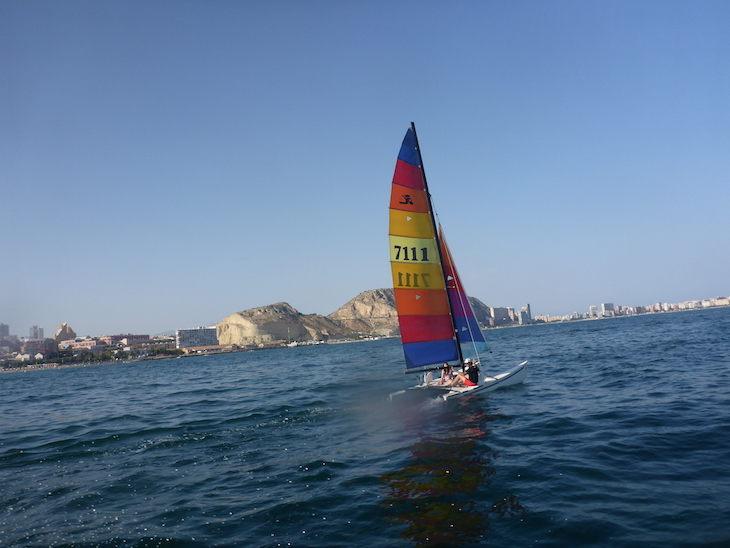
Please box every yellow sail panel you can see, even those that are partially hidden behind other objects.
[389,209,435,239]
[390,261,445,290]
[389,235,440,264]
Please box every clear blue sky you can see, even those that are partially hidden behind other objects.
[3,1,729,337]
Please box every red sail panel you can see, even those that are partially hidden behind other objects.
[439,226,473,318]
[393,159,424,190]
[399,315,455,344]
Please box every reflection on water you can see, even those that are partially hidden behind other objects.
[380,403,524,546]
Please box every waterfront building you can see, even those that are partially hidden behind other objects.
[20,338,58,357]
[58,338,105,350]
[518,304,532,325]
[489,307,512,327]
[522,304,532,320]
[99,334,150,346]
[601,303,615,317]
[176,327,218,349]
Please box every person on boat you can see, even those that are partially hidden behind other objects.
[448,367,477,387]
[465,359,480,385]
[438,363,454,385]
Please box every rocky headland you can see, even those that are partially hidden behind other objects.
[216,288,493,346]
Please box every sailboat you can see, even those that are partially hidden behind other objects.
[389,123,527,401]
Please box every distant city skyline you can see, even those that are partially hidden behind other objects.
[2,292,726,340]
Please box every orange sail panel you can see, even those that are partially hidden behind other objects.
[389,183,430,214]
[393,289,451,316]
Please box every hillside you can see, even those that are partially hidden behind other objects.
[216,289,495,346]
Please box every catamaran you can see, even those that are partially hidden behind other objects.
[389,123,527,401]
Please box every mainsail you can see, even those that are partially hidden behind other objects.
[389,123,488,372]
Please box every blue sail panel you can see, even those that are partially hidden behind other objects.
[402,340,459,370]
[454,316,489,358]
[397,128,420,166]
[454,316,486,343]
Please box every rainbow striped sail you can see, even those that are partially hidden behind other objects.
[389,124,488,372]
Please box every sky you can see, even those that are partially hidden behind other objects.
[2,1,729,337]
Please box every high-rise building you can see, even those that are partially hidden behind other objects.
[29,326,44,339]
[518,304,532,325]
[489,307,511,326]
[521,304,532,322]
[0,323,9,338]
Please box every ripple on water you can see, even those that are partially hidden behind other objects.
[2,310,730,546]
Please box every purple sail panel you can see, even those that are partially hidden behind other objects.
[439,226,488,349]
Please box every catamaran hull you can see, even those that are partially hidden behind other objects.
[390,361,527,402]
[436,360,527,400]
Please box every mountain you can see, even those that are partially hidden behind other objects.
[466,296,492,325]
[327,288,399,337]
[216,302,356,346]
[215,289,495,347]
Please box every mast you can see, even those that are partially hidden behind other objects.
[409,122,465,366]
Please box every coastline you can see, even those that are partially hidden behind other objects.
[4,304,727,374]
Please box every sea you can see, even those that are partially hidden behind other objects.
[2,307,729,547]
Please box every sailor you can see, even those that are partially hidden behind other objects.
[438,363,454,385]
[448,368,475,387]
[465,359,480,385]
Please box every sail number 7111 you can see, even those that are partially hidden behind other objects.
[393,245,429,262]
[396,272,431,288]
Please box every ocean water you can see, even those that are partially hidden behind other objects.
[2,307,730,547]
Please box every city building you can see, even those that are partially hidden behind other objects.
[20,338,58,358]
[519,304,532,325]
[53,323,77,342]
[99,334,150,346]
[57,338,117,356]
[489,307,512,327]
[0,323,9,338]
[176,327,218,349]
[29,326,44,339]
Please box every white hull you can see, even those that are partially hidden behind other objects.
[390,361,527,401]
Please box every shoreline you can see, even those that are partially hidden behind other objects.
[3,305,727,374]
